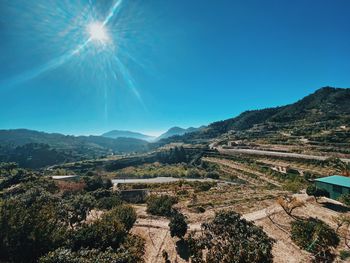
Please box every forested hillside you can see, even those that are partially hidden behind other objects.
[0,130,149,168]
[162,87,350,143]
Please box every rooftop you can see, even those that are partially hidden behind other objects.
[315,175,350,188]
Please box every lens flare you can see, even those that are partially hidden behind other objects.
[0,0,150,119]
[87,22,110,44]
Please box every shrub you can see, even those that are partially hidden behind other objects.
[83,176,112,192]
[97,195,122,210]
[39,246,144,263]
[306,185,329,202]
[169,210,188,239]
[291,217,339,261]
[104,205,137,231]
[283,180,305,193]
[63,194,96,227]
[176,189,189,196]
[0,189,67,263]
[339,250,350,260]
[146,195,178,217]
[206,171,220,179]
[193,182,214,192]
[188,210,274,262]
[91,189,122,210]
[338,194,350,206]
[70,206,135,251]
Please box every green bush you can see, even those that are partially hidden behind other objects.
[291,217,339,261]
[193,182,215,192]
[339,250,350,260]
[187,210,275,262]
[207,171,220,179]
[306,185,329,202]
[105,205,137,231]
[338,194,350,206]
[169,210,188,239]
[83,176,112,192]
[146,195,178,217]
[39,246,143,263]
[90,189,122,210]
[176,189,189,196]
[70,205,136,251]
[0,189,67,263]
[283,180,304,193]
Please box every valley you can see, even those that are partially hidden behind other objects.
[1,87,350,263]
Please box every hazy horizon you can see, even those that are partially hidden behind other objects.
[1,0,349,135]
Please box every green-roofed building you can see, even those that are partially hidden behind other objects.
[314,175,350,200]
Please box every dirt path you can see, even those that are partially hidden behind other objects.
[133,194,345,263]
[135,217,201,231]
[243,205,283,221]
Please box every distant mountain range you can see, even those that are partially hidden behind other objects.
[156,126,202,140]
[0,129,150,168]
[102,126,202,141]
[1,86,348,168]
[102,130,156,141]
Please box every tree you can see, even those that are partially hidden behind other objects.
[332,215,350,251]
[187,210,274,262]
[291,217,339,262]
[169,210,188,239]
[0,169,35,190]
[70,205,136,251]
[0,189,67,263]
[63,194,96,228]
[91,189,122,210]
[71,215,126,251]
[146,195,178,217]
[306,185,329,203]
[83,176,112,192]
[104,205,137,231]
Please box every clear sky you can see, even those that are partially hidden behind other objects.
[0,0,349,136]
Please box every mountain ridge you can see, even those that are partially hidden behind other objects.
[160,87,350,143]
[102,130,155,141]
[156,126,202,140]
[0,129,150,168]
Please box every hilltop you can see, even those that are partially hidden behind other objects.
[162,87,350,144]
[156,126,202,140]
[102,130,156,142]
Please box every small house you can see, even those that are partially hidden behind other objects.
[314,175,350,200]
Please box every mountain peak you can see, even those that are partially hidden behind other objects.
[101,130,155,141]
[156,126,201,141]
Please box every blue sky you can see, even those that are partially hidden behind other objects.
[0,0,349,136]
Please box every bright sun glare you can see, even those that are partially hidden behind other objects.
[87,21,110,44]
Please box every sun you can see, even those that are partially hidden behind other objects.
[87,21,110,44]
